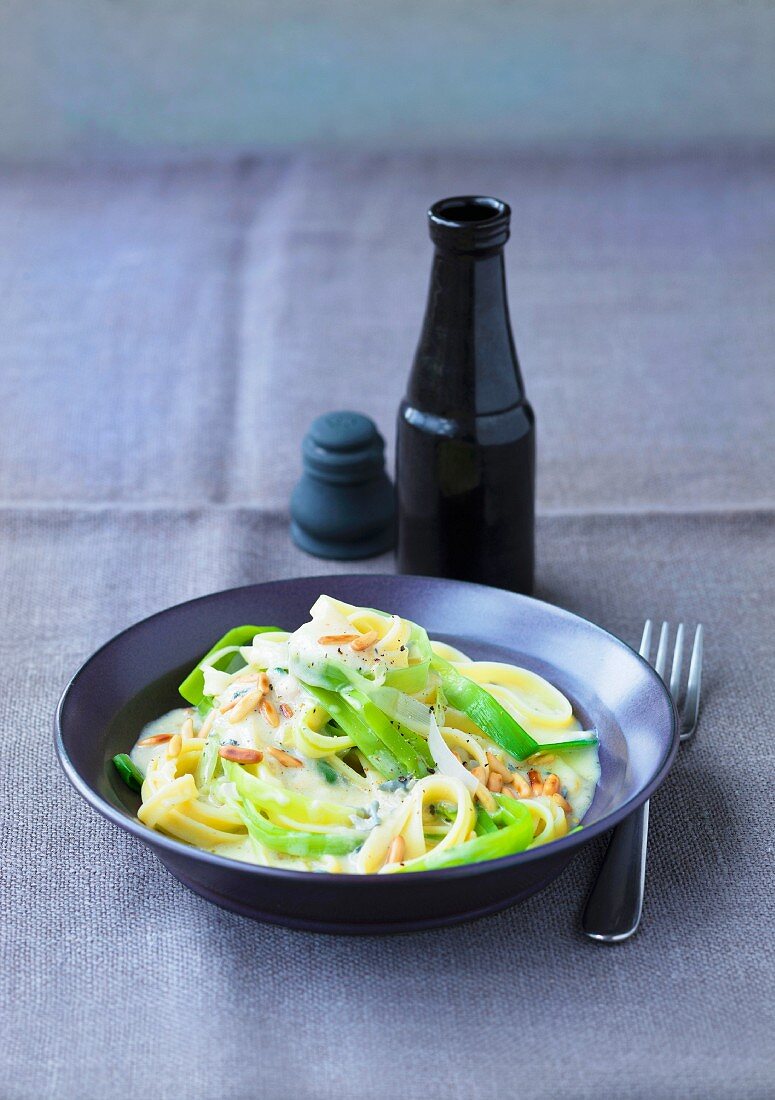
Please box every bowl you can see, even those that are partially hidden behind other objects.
[55,574,677,933]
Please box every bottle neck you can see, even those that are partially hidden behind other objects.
[408,246,526,420]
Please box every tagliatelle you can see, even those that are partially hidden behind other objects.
[120,596,600,873]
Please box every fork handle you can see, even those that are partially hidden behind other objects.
[582,801,650,942]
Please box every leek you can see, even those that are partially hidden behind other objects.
[302,684,404,779]
[224,760,359,828]
[233,796,363,856]
[179,625,281,707]
[431,654,539,760]
[112,753,144,793]
[393,801,533,872]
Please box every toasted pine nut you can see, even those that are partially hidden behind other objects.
[198,711,216,740]
[528,768,544,797]
[220,699,237,714]
[231,673,260,686]
[385,835,405,864]
[501,786,517,800]
[474,785,497,813]
[486,752,513,780]
[511,773,532,798]
[351,629,380,652]
[487,772,503,793]
[543,773,560,796]
[218,745,263,764]
[258,671,271,694]
[228,689,264,724]
[180,717,194,740]
[551,792,573,814]
[260,698,281,728]
[137,732,173,747]
[318,633,358,646]
[471,765,488,785]
[279,703,294,720]
[166,733,182,759]
[266,745,303,768]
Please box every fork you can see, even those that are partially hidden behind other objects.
[582,620,704,943]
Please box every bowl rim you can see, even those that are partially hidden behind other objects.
[54,573,679,884]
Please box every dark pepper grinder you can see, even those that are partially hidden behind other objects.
[396,196,535,594]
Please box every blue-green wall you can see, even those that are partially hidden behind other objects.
[2,0,774,161]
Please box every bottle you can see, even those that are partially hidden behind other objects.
[396,196,535,593]
[291,411,395,560]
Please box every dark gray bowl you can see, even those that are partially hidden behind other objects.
[55,575,677,933]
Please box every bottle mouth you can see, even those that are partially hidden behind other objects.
[428,196,511,252]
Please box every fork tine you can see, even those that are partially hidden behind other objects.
[654,621,669,679]
[669,623,685,701]
[639,620,653,659]
[680,624,704,741]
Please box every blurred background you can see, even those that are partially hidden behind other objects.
[1,0,773,521]
[3,0,775,159]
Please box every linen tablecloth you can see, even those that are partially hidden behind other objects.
[1,155,773,1100]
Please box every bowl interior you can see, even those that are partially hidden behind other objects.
[57,574,677,863]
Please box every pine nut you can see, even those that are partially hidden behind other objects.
[351,630,380,652]
[218,745,263,764]
[279,703,294,720]
[258,671,271,694]
[180,717,194,740]
[318,633,358,645]
[166,734,182,759]
[511,773,531,797]
[198,711,216,740]
[486,752,513,780]
[232,673,259,686]
[228,689,264,724]
[487,772,503,793]
[386,835,405,864]
[543,773,560,796]
[137,733,173,746]
[220,699,237,714]
[501,786,517,800]
[471,765,488,785]
[266,745,302,768]
[260,698,281,728]
[528,768,544,797]
[551,792,573,814]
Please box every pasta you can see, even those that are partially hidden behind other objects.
[115,596,600,874]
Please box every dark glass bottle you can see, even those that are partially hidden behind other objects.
[396,196,535,593]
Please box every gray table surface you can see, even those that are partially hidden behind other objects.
[1,155,773,1100]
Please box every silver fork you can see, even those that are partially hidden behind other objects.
[582,620,704,943]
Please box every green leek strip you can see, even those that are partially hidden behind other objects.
[232,796,363,857]
[431,655,539,760]
[302,685,404,779]
[341,688,427,778]
[532,731,599,752]
[536,735,599,752]
[393,801,533,873]
[384,661,430,694]
[224,760,358,828]
[112,753,144,792]
[395,722,434,768]
[195,730,221,790]
[474,806,498,835]
[179,625,282,707]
